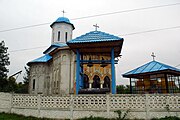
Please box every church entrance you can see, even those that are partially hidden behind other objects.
[92,75,100,88]
[83,74,89,89]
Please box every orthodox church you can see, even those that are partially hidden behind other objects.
[27,16,124,95]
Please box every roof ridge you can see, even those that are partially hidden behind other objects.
[67,30,123,44]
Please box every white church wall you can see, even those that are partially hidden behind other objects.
[51,23,73,44]
[29,63,48,95]
[60,50,71,95]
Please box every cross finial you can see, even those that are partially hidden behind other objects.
[151,52,156,61]
[62,10,66,17]
[93,24,99,31]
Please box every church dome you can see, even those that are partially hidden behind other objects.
[55,17,71,23]
[50,17,75,29]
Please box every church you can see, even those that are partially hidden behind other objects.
[27,16,124,95]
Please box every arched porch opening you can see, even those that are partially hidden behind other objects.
[92,75,100,88]
[83,74,89,89]
[103,76,110,89]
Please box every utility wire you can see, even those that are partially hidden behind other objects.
[175,64,180,67]
[71,2,180,21]
[8,46,48,52]
[8,24,180,53]
[120,25,180,36]
[0,2,180,33]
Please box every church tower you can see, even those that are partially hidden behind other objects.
[50,17,75,44]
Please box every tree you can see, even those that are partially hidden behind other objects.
[22,66,30,93]
[116,85,130,94]
[0,41,10,91]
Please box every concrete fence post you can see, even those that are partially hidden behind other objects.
[106,94,110,118]
[70,95,74,120]
[37,94,41,118]
[145,94,149,120]
[9,93,13,113]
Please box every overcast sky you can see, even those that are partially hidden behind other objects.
[0,0,180,85]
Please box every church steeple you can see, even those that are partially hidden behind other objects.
[50,17,75,44]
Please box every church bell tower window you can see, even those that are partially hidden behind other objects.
[58,31,60,41]
[65,32,68,42]
[33,79,35,90]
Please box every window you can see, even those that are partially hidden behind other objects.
[65,32,68,42]
[33,79,35,90]
[52,32,54,41]
[58,31,60,41]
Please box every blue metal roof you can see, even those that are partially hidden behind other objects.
[55,17,71,24]
[50,17,75,29]
[27,54,52,65]
[67,31,123,44]
[123,60,180,77]
[43,43,68,54]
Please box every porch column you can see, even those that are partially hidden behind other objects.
[164,74,169,93]
[130,78,132,94]
[76,49,80,95]
[111,48,116,94]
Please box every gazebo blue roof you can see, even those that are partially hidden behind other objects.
[43,43,68,54]
[123,60,180,77]
[50,17,75,29]
[67,31,123,44]
[27,54,52,65]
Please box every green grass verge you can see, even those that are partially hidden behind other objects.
[0,112,53,120]
[0,112,180,120]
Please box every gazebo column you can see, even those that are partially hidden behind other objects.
[164,74,169,93]
[76,49,80,95]
[130,78,132,94]
[111,48,116,94]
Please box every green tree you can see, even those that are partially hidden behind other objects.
[22,66,30,93]
[15,66,29,94]
[6,77,17,92]
[0,41,10,91]
[116,85,130,94]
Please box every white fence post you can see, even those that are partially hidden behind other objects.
[106,94,110,118]
[37,94,41,118]
[145,94,149,120]
[70,95,74,120]
[9,93,13,113]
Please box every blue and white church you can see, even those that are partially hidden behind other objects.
[27,16,124,95]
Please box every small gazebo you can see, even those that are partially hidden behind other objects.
[123,60,180,94]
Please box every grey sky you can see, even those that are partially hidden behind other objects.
[0,0,180,85]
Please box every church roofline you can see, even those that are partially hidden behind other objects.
[50,17,75,30]
[43,43,68,54]
[67,31,123,44]
[27,54,52,66]
[122,60,180,78]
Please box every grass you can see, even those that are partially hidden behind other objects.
[0,112,53,120]
[0,112,180,120]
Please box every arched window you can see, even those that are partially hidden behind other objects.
[83,74,89,89]
[62,55,66,62]
[92,75,100,88]
[65,32,68,42]
[58,31,60,41]
[32,79,35,90]
[103,76,110,88]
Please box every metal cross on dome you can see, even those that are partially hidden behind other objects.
[151,52,156,61]
[93,24,99,31]
[62,10,66,17]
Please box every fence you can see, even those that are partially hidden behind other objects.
[0,92,180,119]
